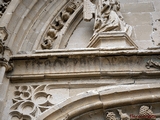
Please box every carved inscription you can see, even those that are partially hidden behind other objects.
[11,56,160,77]
[12,57,99,75]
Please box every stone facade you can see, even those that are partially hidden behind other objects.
[0,0,160,120]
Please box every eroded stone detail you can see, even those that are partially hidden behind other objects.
[10,85,55,120]
[106,112,117,120]
[41,0,82,49]
[151,16,160,46]
[106,105,157,120]
[0,27,8,55]
[0,27,13,71]
[146,59,160,69]
[117,109,130,120]
[0,0,11,18]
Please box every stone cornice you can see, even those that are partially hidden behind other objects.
[11,49,160,60]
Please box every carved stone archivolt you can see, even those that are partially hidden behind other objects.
[41,0,83,49]
[10,85,56,120]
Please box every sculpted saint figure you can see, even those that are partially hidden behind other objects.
[83,0,132,37]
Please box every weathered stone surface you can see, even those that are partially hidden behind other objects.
[121,2,154,13]
[123,13,152,26]
[134,25,152,40]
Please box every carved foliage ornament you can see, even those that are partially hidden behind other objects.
[106,105,156,120]
[41,0,82,49]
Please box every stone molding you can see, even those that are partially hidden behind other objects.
[87,32,138,49]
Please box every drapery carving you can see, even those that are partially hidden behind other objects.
[83,0,132,37]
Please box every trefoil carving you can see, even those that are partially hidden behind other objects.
[10,85,55,120]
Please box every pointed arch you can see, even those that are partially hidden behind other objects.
[37,84,160,120]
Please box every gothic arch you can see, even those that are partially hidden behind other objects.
[37,84,160,120]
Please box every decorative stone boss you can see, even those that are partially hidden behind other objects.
[84,0,137,49]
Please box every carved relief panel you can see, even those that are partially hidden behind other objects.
[10,85,69,120]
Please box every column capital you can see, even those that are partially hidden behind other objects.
[0,58,13,72]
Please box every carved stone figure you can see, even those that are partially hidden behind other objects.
[83,0,132,37]
[106,112,117,120]
[41,36,53,49]
[117,109,130,120]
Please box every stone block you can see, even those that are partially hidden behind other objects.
[152,12,160,21]
[0,100,3,116]
[121,2,154,13]
[123,13,152,26]
[153,1,160,11]
[134,25,152,40]
[15,3,27,18]
[48,89,69,104]
[22,17,31,30]
[22,0,33,8]
[8,14,20,33]
[69,88,94,97]
[119,0,138,4]
[134,40,154,49]
[138,0,158,2]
